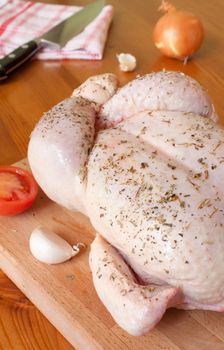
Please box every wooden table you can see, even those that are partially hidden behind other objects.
[1,0,224,349]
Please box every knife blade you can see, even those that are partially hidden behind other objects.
[0,0,105,81]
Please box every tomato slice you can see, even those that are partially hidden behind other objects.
[0,166,39,216]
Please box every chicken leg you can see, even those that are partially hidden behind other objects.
[90,235,181,336]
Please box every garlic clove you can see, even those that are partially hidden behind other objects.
[116,53,137,72]
[29,227,83,264]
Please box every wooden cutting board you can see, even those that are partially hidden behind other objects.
[0,160,224,350]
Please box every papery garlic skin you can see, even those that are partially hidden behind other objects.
[116,53,137,72]
[29,227,81,264]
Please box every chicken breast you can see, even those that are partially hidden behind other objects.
[87,110,224,310]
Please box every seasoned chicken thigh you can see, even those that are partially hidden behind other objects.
[98,70,218,128]
[28,71,224,336]
[28,74,118,214]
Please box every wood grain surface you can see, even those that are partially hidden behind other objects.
[1,0,224,349]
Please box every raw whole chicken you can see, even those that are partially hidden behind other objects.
[28,71,224,336]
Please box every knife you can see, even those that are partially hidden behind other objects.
[0,0,105,81]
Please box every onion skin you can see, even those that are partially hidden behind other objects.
[153,10,204,60]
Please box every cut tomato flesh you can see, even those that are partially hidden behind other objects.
[0,172,28,200]
[0,166,39,216]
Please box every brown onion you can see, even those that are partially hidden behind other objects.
[153,1,204,62]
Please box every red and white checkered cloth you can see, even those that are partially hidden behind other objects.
[0,0,113,60]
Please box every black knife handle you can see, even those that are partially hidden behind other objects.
[0,40,40,81]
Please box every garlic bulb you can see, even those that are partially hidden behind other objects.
[29,227,84,264]
[116,53,137,72]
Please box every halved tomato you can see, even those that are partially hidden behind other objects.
[0,166,39,216]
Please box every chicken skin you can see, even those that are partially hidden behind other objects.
[28,71,224,336]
